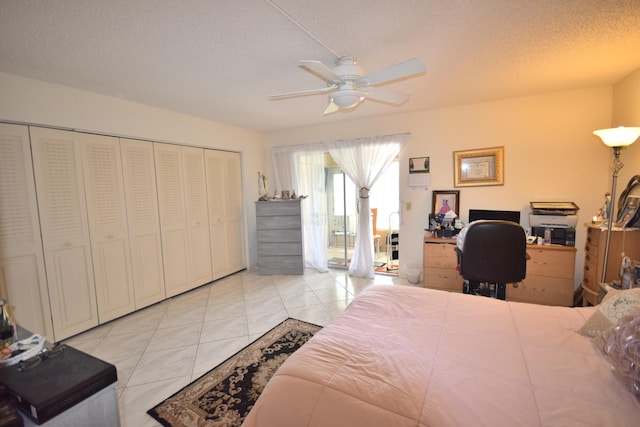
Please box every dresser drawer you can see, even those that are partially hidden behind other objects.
[583,242,600,263]
[508,276,573,306]
[581,269,598,293]
[256,215,302,230]
[258,255,304,275]
[423,267,461,292]
[585,227,602,248]
[526,248,574,278]
[257,242,302,256]
[257,229,302,243]
[256,201,302,216]
[583,245,598,275]
[423,243,457,268]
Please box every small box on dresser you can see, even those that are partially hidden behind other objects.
[256,200,304,275]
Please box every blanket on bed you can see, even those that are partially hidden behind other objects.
[243,285,640,426]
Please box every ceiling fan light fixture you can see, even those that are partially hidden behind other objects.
[270,56,426,115]
[331,90,365,109]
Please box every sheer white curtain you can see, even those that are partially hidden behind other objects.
[271,144,328,272]
[327,134,408,278]
[271,134,408,276]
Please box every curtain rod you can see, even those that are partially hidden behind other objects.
[272,132,411,151]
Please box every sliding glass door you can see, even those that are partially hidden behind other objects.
[327,166,358,268]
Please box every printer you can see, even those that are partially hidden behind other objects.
[529,201,579,246]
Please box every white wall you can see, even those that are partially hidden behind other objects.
[265,86,617,289]
[3,69,637,289]
[0,72,266,268]
[612,68,640,197]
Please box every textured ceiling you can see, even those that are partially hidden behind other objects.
[1,0,640,132]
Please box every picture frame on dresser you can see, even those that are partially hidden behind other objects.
[432,190,460,218]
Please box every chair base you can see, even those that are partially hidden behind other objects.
[463,281,506,300]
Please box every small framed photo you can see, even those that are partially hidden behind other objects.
[453,146,504,187]
[409,156,430,173]
[281,190,290,200]
[432,190,460,218]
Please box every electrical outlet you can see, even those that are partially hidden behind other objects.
[406,202,412,211]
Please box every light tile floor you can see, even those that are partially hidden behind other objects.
[63,267,414,426]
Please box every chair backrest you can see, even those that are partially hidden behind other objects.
[459,220,527,283]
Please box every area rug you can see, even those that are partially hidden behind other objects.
[147,318,321,427]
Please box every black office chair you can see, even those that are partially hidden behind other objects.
[457,220,527,299]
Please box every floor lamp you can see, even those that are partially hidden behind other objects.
[593,126,640,284]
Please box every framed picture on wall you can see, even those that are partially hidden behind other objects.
[453,146,504,187]
[409,156,430,173]
[432,190,460,217]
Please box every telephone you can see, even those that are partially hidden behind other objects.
[616,175,640,228]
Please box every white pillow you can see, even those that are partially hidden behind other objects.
[578,288,640,340]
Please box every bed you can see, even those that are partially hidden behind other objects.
[243,285,640,426]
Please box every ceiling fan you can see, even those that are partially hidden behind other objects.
[269,56,426,115]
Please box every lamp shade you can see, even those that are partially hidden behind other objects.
[593,126,640,147]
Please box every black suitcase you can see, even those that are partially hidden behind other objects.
[0,345,117,424]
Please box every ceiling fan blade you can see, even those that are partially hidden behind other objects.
[269,86,337,100]
[323,100,340,115]
[361,58,426,86]
[363,87,410,105]
[300,60,344,84]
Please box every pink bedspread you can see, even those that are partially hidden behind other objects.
[243,285,640,426]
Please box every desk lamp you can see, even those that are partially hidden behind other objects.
[593,126,640,283]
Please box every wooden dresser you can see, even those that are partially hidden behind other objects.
[509,245,576,306]
[423,237,461,292]
[423,234,577,306]
[581,224,640,306]
[256,200,304,275]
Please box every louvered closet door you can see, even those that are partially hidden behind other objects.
[205,150,230,279]
[81,133,135,323]
[29,127,98,340]
[0,124,53,341]
[154,143,190,297]
[181,146,212,286]
[223,152,245,272]
[120,138,166,308]
[205,150,245,279]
